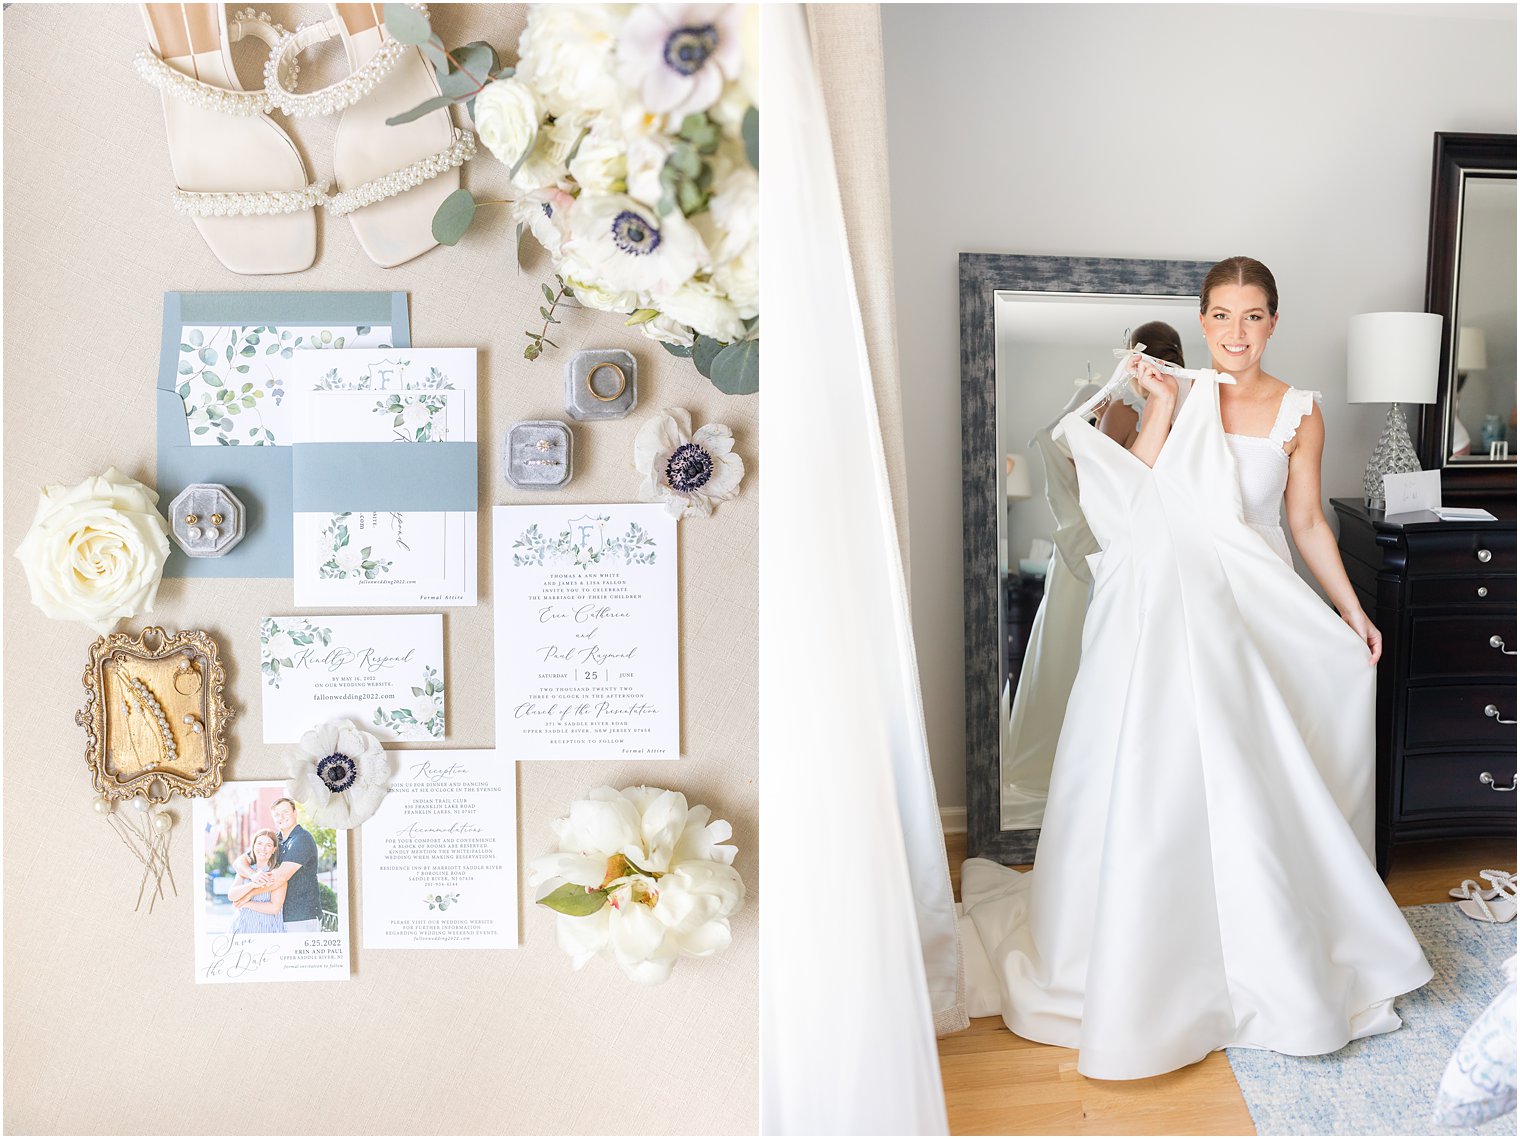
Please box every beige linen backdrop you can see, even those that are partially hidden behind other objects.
[2,5,757,1134]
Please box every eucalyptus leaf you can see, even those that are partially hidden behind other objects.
[508,129,538,180]
[199,347,217,365]
[742,106,759,170]
[432,189,476,245]
[661,341,694,359]
[386,94,454,126]
[455,41,496,81]
[419,39,447,71]
[438,68,479,99]
[491,65,515,80]
[538,883,609,917]
[711,338,760,395]
[692,335,724,379]
[563,126,591,166]
[382,2,431,45]
[189,329,203,347]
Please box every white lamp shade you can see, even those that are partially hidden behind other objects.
[1346,312,1443,404]
[1457,325,1489,371]
[1005,453,1032,500]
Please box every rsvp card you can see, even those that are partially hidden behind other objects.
[259,614,445,743]
[493,504,679,760]
[360,751,518,948]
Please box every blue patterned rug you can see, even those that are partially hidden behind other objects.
[1226,903,1516,1136]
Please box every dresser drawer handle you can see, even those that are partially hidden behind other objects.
[1478,548,1493,563]
[1479,771,1518,792]
[1490,635,1518,656]
[1484,704,1518,725]
[1477,586,1489,598]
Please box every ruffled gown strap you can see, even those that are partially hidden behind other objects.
[1268,388,1324,449]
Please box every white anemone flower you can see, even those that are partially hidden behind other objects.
[616,5,743,124]
[528,785,744,985]
[560,192,708,301]
[286,719,392,829]
[634,407,744,519]
[511,187,576,260]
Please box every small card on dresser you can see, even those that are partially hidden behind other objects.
[360,751,518,948]
[493,504,680,760]
[289,348,478,607]
[259,613,445,743]
[192,781,351,984]
[1382,469,1442,519]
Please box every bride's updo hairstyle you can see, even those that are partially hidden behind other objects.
[1200,256,1279,317]
[1127,321,1185,368]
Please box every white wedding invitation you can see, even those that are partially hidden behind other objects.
[493,504,679,760]
[290,348,478,607]
[192,781,351,984]
[360,751,518,948]
[259,613,446,743]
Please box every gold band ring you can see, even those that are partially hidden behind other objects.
[587,361,628,402]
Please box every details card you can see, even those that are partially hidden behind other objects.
[493,504,679,760]
[360,751,518,949]
[259,613,446,743]
[193,781,350,983]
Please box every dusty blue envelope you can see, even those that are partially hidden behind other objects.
[156,291,412,577]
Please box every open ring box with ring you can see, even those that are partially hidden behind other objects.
[506,420,574,489]
[565,348,637,420]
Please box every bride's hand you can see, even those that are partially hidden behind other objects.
[1129,354,1178,406]
[1340,607,1382,666]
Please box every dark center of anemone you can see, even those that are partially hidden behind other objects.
[541,201,554,218]
[665,443,714,493]
[316,752,357,794]
[610,210,661,257]
[662,24,719,76]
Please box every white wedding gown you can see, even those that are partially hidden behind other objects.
[962,376,1432,1081]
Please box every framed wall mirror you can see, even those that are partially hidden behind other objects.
[1419,132,1517,503]
[960,254,1215,863]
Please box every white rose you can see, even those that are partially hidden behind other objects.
[335,544,365,574]
[14,467,170,634]
[638,311,696,349]
[567,122,628,196]
[560,269,643,316]
[704,167,759,317]
[515,3,621,124]
[471,78,542,172]
[515,117,580,194]
[263,629,295,660]
[659,279,745,343]
[399,401,431,434]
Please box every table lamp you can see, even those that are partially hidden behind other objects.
[1346,312,1442,510]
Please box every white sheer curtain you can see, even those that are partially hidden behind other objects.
[761,6,965,1134]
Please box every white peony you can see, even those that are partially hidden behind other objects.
[560,192,708,302]
[704,166,758,318]
[398,400,432,434]
[471,77,542,172]
[659,278,745,343]
[633,406,745,518]
[14,467,170,634]
[286,719,393,829]
[334,543,365,574]
[528,785,744,985]
[515,3,622,125]
[616,5,743,125]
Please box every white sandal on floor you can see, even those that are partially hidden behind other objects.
[1449,869,1515,901]
[261,2,475,268]
[1455,875,1518,923]
[135,4,325,274]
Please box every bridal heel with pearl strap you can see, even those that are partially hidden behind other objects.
[259,2,476,268]
[135,4,325,274]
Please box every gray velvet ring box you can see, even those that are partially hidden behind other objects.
[506,420,574,489]
[565,348,637,420]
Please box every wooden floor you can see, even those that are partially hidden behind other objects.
[939,832,1516,1136]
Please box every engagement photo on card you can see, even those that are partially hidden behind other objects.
[192,782,351,984]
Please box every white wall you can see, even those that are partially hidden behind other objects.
[881,2,1517,810]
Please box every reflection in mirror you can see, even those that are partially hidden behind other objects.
[995,293,1205,831]
[1449,177,1517,461]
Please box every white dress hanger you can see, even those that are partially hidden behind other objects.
[1053,345,1232,440]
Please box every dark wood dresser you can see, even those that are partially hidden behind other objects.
[1332,498,1517,875]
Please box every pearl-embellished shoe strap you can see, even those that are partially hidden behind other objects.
[327,129,477,217]
[134,8,294,117]
[262,13,411,119]
[173,180,333,218]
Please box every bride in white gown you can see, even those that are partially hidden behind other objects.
[961,257,1432,1080]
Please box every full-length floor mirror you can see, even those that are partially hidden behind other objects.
[961,254,1215,863]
